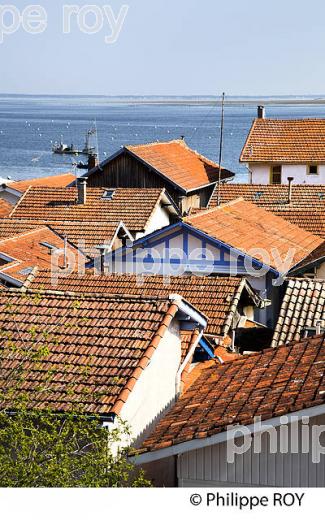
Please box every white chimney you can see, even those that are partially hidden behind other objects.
[77,178,87,205]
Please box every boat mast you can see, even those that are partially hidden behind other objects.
[216,92,225,207]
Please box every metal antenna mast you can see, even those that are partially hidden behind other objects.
[216,92,225,207]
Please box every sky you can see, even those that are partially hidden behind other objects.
[0,0,325,96]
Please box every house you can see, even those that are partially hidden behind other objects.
[0,218,133,259]
[134,335,325,487]
[83,139,235,213]
[110,199,323,327]
[9,185,180,242]
[0,173,76,207]
[208,183,325,238]
[271,279,325,347]
[0,289,207,443]
[0,226,85,288]
[241,108,325,185]
[25,271,269,352]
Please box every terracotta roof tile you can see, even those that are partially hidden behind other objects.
[28,272,257,337]
[186,199,323,271]
[240,118,325,163]
[7,173,76,193]
[10,187,168,233]
[0,199,13,218]
[0,291,182,415]
[0,219,128,258]
[0,228,80,284]
[209,184,325,238]
[140,335,325,452]
[126,140,234,192]
[272,279,325,347]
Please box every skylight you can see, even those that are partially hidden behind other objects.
[102,190,115,200]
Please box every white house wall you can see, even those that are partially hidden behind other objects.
[177,414,325,487]
[250,163,325,185]
[120,320,182,444]
[135,204,172,240]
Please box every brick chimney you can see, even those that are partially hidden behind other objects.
[257,106,265,119]
[77,177,87,205]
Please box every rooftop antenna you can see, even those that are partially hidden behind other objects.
[216,92,225,207]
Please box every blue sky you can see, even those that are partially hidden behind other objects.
[0,0,324,95]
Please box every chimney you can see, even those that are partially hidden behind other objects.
[287,177,294,204]
[77,177,87,205]
[316,320,323,336]
[88,154,98,172]
[96,245,109,275]
[257,105,265,119]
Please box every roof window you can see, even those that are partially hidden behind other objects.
[102,190,115,200]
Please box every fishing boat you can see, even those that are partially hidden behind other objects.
[52,138,79,155]
[52,127,97,156]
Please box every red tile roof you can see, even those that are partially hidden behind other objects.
[139,335,325,453]
[0,199,13,218]
[209,184,325,238]
[0,219,130,258]
[10,187,171,234]
[240,118,325,163]
[186,199,323,272]
[126,140,234,193]
[272,279,325,347]
[0,290,189,415]
[0,227,80,284]
[7,173,76,193]
[27,272,262,337]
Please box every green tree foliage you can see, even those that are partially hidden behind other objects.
[0,408,150,487]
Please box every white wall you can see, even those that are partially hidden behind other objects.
[178,414,325,487]
[120,319,182,444]
[250,163,325,185]
[135,204,172,240]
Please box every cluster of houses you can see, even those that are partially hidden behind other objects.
[0,107,325,487]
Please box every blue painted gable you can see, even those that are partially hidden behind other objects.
[107,222,279,279]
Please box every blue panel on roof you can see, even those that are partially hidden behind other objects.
[199,337,215,359]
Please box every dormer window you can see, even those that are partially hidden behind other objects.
[308,165,319,175]
[102,190,115,200]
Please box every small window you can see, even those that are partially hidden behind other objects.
[102,190,115,200]
[270,165,282,185]
[308,165,319,175]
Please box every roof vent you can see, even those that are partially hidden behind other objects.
[102,190,115,200]
[318,192,325,200]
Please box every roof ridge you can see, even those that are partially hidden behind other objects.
[7,287,178,303]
